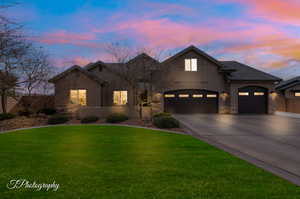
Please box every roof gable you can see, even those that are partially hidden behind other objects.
[162,45,224,69]
[49,65,104,84]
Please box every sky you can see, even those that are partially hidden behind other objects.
[3,0,300,79]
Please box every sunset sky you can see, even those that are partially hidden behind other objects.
[4,0,300,79]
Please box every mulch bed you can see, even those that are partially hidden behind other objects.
[0,117,185,133]
[0,116,48,132]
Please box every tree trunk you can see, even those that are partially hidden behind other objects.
[1,92,7,114]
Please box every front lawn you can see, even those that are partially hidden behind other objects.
[0,126,299,199]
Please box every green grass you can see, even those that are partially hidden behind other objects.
[0,125,299,199]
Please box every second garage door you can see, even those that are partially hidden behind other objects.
[164,89,219,114]
[238,86,268,114]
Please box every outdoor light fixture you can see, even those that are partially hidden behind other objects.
[270,91,278,99]
[220,92,229,100]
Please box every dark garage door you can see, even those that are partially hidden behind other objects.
[238,86,268,114]
[164,89,218,114]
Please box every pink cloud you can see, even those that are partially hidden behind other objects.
[116,18,283,48]
[35,30,104,48]
[220,0,300,25]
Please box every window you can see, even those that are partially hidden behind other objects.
[238,92,249,96]
[192,94,203,98]
[179,94,189,98]
[207,94,217,98]
[295,92,300,97]
[254,92,265,96]
[70,89,87,106]
[164,94,175,98]
[113,91,128,105]
[185,58,197,71]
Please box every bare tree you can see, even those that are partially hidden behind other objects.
[0,4,54,113]
[104,42,169,120]
[19,46,53,96]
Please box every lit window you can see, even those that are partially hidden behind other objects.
[207,94,217,98]
[185,58,197,71]
[295,92,300,97]
[179,94,189,98]
[254,92,265,96]
[164,94,175,98]
[70,89,87,106]
[192,94,203,98]
[113,91,128,105]
[239,92,249,96]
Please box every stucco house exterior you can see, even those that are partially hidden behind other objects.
[276,77,300,114]
[49,45,281,117]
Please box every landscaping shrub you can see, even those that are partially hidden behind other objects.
[18,110,33,117]
[106,113,129,123]
[81,116,99,124]
[152,112,171,119]
[38,108,57,115]
[153,116,180,129]
[0,113,15,121]
[48,114,69,125]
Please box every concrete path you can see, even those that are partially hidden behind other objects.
[175,114,300,186]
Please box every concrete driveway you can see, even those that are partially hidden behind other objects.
[175,114,300,185]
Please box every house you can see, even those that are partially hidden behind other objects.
[276,76,300,114]
[49,45,281,117]
[0,96,19,113]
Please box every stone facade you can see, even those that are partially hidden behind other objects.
[276,84,300,114]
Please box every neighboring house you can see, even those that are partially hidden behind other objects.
[49,45,281,117]
[276,76,300,114]
[0,96,19,113]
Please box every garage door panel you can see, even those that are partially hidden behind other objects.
[238,86,268,114]
[164,89,218,114]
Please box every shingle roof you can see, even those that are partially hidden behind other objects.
[221,61,281,81]
[49,65,105,84]
[276,76,300,91]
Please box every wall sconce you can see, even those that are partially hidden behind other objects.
[270,91,277,99]
[221,91,229,100]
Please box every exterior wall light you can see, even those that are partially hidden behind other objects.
[270,91,277,99]
[220,92,229,100]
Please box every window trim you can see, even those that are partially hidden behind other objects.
[192,94,203,98]
[178,94,189,98]
[238,92,249,96]
[113,90,128,105]
[295,92,300,97]
[207,94,217,98]
[185,58,197,71]
[70,89,87,106]
[254,92,265,96]
[164,94,175,98]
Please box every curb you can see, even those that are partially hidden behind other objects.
[175,116,300,186]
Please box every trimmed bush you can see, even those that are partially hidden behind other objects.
[81,116,99,124]
[48,115,69,125]
[18,110,33,117]
[38,108,57,115]
[153,112,171,119]
[106,113,129,123]
[153,116,180,129]
[0,113,15,121]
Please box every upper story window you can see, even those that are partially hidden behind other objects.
[185,58,197,71]
[70,89,87,106]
